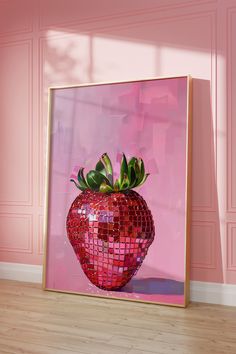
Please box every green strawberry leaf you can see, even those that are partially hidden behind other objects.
[113,179,120,192]
[120,173,130,190]
[86,170,111,191]
[127,157,141,187]
[101,153,113,186]
[120,153,128,182]
[128,165,137,188]
[77,168,88,189]
[95,160,107,177]
[70,179,86,191]
[71,153,150,193]
[137,173,150,187]
[99,181,113,193]
[128,157,137,168]
[137,158,145,185]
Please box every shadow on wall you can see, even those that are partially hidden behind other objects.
[191,79,223,283]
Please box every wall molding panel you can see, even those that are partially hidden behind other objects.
[0,213,33,254]
[227,223,236,271]
[38,0,217,32]
[227,7,236,213]
[0,39,33,207]
[191,221,216,270]
[38,214,44,255]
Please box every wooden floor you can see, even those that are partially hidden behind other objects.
[0,280,236,354]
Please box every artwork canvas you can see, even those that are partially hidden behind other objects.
[43,76,192,307]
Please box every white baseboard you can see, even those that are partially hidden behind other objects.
[0,262,236,306]
[0,262,43,283]
[190,280,236,307]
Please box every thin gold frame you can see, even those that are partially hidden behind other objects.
[43,75,192,308]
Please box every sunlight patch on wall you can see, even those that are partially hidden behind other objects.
[92,36,157,82]
[45,31,157,85]
[45,31,91,84]
[159,46,211,78]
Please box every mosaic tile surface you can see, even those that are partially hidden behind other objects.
[67,190,155,290]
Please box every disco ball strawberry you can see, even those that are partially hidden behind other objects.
[66,153,155,290]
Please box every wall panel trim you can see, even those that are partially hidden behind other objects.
[0,39,33,207]
[227,7,236,212]
[39,0,217,31]
[0,213,33,253]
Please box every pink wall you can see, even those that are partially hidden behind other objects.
[0,0,235,284]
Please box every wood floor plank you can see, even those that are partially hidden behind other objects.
[0,337,82,354]
[0,280,236,354]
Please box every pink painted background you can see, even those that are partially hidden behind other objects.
[0,0,235,286]
[46,77,188,304]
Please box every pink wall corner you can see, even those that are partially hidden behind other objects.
[0,0,236,284]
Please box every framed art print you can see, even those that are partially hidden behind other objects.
[43,75,192,307]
